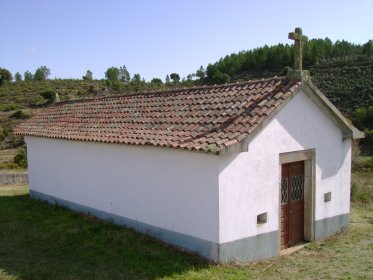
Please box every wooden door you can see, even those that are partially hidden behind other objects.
[280,161,305,249]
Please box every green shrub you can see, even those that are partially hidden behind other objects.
[2,127,11,137]
[351,183,358,197]
[352,156,373,172]
[364,157,373,169]
[76,90,85,96]
[88,85,98,94]
[14,147,27,168]
[10,110,30,119]
[351,182,372,204]
[0,163,20,170]
[0,103,17,111]
[111,81,121,90]
[40,90,55,103]
[28,95,46,107]
[13,96,22,103]
[357,191,372,204]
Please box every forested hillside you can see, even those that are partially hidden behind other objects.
[203,38,373,83]
[311,62,373,113]
[0,37,372,168]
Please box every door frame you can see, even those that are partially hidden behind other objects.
[279,149,316,251]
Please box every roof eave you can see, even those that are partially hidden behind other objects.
[351,127,365,139]
[218,85,301,156]
[217,80,364,156]
[218,138,249,156]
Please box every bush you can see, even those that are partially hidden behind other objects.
[88,85,98,94]
[2,127,11,137]
[14,147,27,168]
[10,110,30,119]
[28,95,46,107]
[0,163,20,170]
[364,157,373,169]
[40,90,55,103]
[357,191,372,204]
[0,103,17,112]
[352,156,373,172]
[111,81,121,90]
[351,182,372,204]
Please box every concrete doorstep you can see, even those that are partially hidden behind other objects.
[280,242,307,256]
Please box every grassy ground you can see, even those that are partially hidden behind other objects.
[0,180,372,279]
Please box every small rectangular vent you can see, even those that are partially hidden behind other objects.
[257,212,268,224]
[324,192,332,202]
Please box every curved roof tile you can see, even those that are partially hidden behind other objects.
[14,76,302,153]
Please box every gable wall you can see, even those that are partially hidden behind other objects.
[25,136,220,254]
[218,90,351,251]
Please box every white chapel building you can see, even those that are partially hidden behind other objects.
[14,28,363,262]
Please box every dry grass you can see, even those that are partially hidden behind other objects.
[352,170,373,204]
[0,148,18,164]
[352,171,373,193]
[0,184,28,195]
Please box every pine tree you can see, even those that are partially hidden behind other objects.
[15,72,22,82]
[24,71,33,81]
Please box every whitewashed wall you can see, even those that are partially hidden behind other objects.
[218,90,351,243]
[25,89,352,250]
[26,136,220,243]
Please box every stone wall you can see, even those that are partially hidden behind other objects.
[0,172,28,185]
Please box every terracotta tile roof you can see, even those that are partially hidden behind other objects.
[14,76,302,154]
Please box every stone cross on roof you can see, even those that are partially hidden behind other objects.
[288,27,308,71]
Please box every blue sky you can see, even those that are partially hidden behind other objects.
[1,0,372,81]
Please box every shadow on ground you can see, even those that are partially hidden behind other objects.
[0,194,209,280]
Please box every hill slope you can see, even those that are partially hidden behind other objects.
[311,62,373,113]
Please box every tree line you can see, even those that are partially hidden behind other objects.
[0,66,51,85]
[0,64,188,88]
[204,38,373,84]
[102,65,183,85]
[1,38,372,87]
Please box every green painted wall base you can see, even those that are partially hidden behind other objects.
[219,231,279,262]
[314,213,349,240]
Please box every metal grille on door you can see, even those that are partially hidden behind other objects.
[291,175,304,201]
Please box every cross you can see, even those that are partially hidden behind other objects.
[288,27,308,71]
